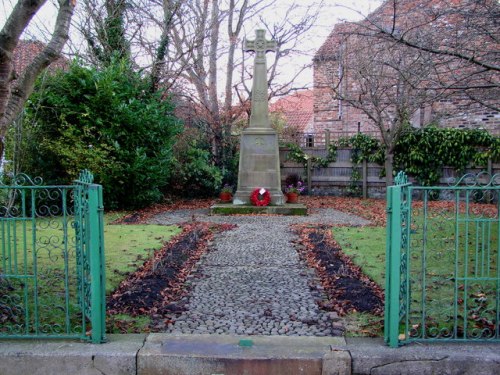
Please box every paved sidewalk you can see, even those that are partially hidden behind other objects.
[150,209,369,336]
[2,334,499,375]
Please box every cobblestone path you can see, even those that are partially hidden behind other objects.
[150,209,369,336]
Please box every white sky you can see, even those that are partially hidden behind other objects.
[1,0,382,89]
[266,0,383,88]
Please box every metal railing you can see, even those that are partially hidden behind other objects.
[0,170,105,343]
[385,171,500,347]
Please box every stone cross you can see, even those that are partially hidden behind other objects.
[232,29,284,206]
[244,29,276,129]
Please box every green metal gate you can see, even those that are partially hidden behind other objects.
[386,171,499,347]
[0,170,105,343]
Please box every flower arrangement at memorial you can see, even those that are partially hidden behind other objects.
[219,184,233,202]
[284,181,305,195]
[220,184,233,194]
[250,188,271,206]
[284,176,305,203]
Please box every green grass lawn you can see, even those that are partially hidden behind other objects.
[0,212,180,335]
[333,208,499,339]
[103,214,181,293]
[333,226,386,336]
[2,212,181,292]
[106,213,181,332]
[333,226,386,287]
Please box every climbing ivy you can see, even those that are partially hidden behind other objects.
[284,142,337,168]
[345,167,361,196]
[394,127,499,186]
[347,133,385,164]
[338,134,384,196]
[283,128,499,188]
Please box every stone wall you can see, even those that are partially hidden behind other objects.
[313,58,383,137]
[433,98,500,133]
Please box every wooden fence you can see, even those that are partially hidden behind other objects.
[279,145,500,199]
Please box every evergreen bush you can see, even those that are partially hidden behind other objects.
[13,59,181,209]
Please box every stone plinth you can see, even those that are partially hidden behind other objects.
[210,203,307,216]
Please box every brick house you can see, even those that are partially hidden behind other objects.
[270,90,315,146]
[312,0,500,139]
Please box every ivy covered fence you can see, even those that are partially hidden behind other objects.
[279,127,500,197]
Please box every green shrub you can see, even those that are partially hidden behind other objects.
[169,129,222,197]
[13,59,181,209]
[220,149,239,188]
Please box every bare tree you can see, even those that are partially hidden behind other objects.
[161,0,322,167]
[0,0,76,143]
[71,0,322,169]
[76,0,131,67]
[321,0,499,185]
[350,0,500,112]
[326,25,439,185]
[147,0,183,92]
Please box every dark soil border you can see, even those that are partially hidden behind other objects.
[107,221,235,332]
[293,224,384,317]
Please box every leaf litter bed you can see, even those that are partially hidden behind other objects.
[112,198,216,224]
[293,224,384,317]
[107,221,235,332]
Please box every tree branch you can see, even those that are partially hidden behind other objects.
[0,0,48,126]
[0,0,76,138]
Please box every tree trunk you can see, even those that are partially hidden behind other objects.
[219,0,248,169]
[0,0,48,129]
[0,0,75,140]
[208,0,221,164]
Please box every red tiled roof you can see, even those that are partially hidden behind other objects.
[270,90,314,132]
[314,22,357,61]
[12,40,67,79]
[314,0,472,61]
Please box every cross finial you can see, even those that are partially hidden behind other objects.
[244,29,276,61]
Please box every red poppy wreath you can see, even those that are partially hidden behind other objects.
[250,188,271,207]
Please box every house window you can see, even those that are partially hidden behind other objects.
[305,134,314,148]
